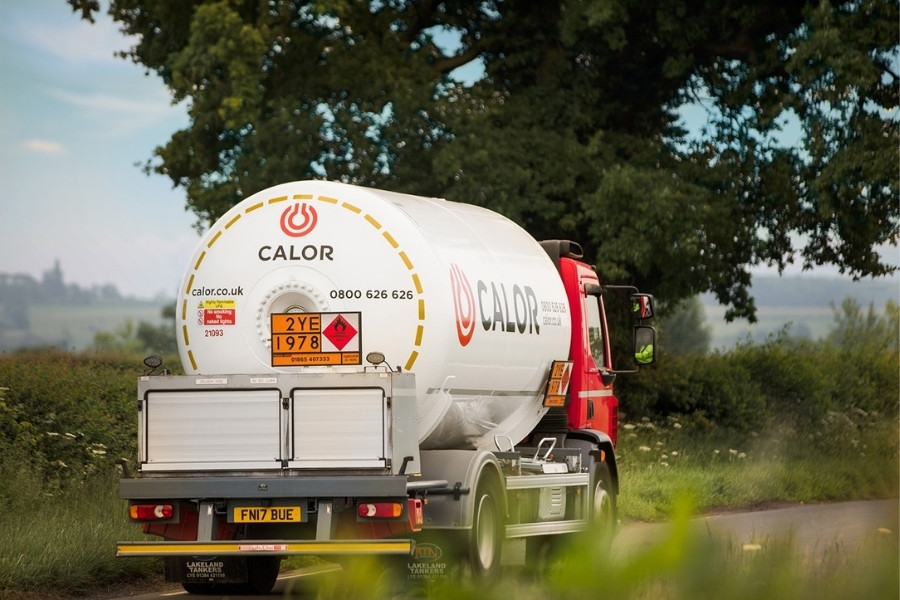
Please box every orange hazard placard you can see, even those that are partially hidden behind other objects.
[543,360,573,407]
[271,312,361,366]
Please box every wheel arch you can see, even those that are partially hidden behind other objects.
[418,449,506,530]
[566,429,619,496]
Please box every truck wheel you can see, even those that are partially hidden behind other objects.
[240,556,281,594]
[525,534,564,575]
[591,464,617,544]
[182,582,226,594]
[468,475,503,577]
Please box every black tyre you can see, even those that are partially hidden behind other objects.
[240,556,281,594]
[468,475,503,577]
[591,463,617,545]
[524,534,565,575]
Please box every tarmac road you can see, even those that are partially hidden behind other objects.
[101,498,898,600]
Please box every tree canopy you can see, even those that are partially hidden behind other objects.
[71,0,899,320]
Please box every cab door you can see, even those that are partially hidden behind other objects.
[557,259,617,444]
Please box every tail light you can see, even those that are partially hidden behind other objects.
[129,503,174,520]
[358,502,403,519]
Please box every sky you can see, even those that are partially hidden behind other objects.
[0,2,896,302]
[0,0,196,299]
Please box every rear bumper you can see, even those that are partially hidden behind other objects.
[117,538,414,557]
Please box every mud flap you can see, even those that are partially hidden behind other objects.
[402,540,455,582]
[164,556,248,585]
[384,532,470,586]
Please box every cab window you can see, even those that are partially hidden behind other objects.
[585,293,606,370]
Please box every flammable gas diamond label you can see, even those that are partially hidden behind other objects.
[270,312,361,366]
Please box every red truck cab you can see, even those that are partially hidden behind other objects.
[540,240,655,447]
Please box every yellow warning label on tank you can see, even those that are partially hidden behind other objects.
[203,299,236,309]
[200,299,237,326]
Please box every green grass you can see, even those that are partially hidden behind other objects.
[1,414,895,598]
[616,415,899,521]
[0,465,159,598]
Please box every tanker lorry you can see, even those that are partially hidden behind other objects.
[117,180,656,593]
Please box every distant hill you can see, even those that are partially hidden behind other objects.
[701,275,899,349]
[0,302,170,352]
[738,275,899,307]
[0,262,170,351]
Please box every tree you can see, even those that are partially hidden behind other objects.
[70,0,898,320]
[135,302,177,354]
[91,303,178,355]
[659,296,712,355]
[826,298,899,352]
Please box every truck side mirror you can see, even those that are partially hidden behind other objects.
[630,294,654,320]
[633,325,656,365]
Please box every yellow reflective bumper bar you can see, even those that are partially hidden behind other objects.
[117,539,414,557]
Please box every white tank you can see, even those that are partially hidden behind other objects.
[176,181,572,449]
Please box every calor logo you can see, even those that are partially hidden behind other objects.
[280,202,318,237]
[449,263,475,347]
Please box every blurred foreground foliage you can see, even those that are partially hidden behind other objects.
[318,497,899,600]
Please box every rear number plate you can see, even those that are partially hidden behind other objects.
[233,506,302,523]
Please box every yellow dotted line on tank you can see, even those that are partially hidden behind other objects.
[317,195,425,371]
[180,192,424,372]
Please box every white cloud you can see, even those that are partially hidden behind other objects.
[52,87,177,119]
[18,9,130,65]
[52,88,185,142]
[23,139,65,154]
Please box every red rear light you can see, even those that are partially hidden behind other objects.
[358,502,403,519]
[129,504,174,520]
